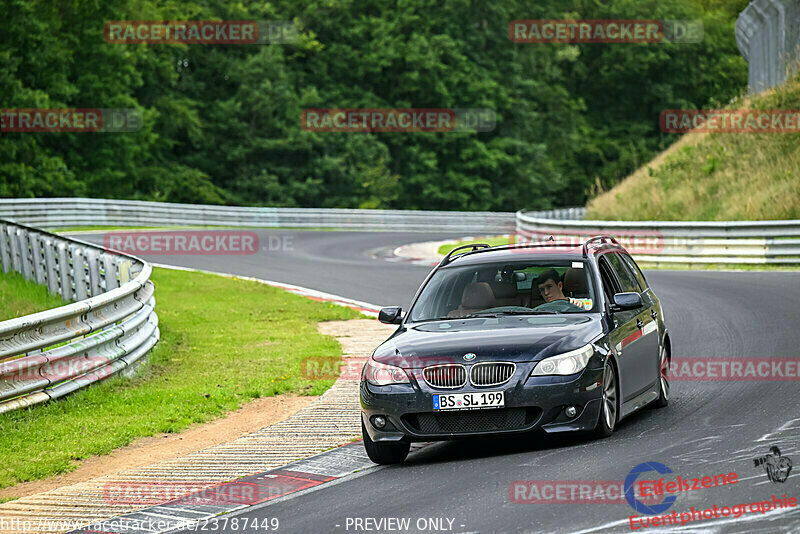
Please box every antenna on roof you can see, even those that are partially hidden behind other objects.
[547,235,555,241]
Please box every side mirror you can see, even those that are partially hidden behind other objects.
[378,306,403,325]
[611,292,642,312]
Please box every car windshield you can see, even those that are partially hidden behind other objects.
[407,260,597,322]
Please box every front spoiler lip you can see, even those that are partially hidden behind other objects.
[362,413,538,442]
[362,398,602,442]
[360,365,605,442]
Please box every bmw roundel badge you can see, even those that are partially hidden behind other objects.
[463,353,477,361]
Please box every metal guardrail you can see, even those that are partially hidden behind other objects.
[736,0,800,93]
[0,198,520,233]
[0,219,159,414]
[516,211,800,264]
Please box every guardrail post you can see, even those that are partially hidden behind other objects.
[43,238,60,295]
[85,248,103,297]
[103,253,119,290]
[0,223,10,274]
[57,242,71,301]
[11,228,24,277]
[17,229,30,280]
[30,233,47,285]
[71,245,88,301]
[118,259,132,284]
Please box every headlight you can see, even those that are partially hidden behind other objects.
[363,358,410,386]
[530,344,594,376]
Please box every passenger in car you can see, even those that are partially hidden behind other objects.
[447,282,496,317]
[478,268,523,307]
[562,267,590,298]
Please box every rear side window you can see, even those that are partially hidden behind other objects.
[603,252,642,293]
[621,253,648,290]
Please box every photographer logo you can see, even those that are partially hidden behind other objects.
[753,446,792,483]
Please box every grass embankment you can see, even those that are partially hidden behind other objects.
[0,267,361,489]
[437,236,510,256]
[0,271,67,321]
[586,73,800,221]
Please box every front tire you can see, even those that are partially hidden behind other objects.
[362,420,409,465]
[652,344,670,408]
[591,360,618,438]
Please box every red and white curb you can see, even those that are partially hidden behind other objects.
[380,235,508,267]
[67,443,371,534]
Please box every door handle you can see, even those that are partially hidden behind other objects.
[636,319,643,329]
[651,310,658,320]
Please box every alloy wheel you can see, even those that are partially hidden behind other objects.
[659,346,670,401]
[602,364,617,430]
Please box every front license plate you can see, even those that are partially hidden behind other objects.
[433,391,504,411]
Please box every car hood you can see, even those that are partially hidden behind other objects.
[373,315,604,368]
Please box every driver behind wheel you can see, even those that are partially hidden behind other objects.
[534,268,585,312]
[537,268,566,303]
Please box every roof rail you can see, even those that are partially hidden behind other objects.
[582,235,621,257]
[472,241,580,255]
[440,243,491,266]
[440,238,606,267]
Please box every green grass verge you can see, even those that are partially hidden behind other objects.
[437,236,511,256]
[0,271,67,321]
[586,71,800,221]
[0,267,362,490]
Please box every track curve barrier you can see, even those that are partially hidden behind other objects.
[0,198,521,233]
[516,211,800,265]
[0,219,159,414]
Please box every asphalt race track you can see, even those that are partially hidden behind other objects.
[75,229,800,533]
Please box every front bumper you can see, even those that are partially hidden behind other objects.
[360,363,605,443]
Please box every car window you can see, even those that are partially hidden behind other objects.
[597,258,619,302]
[621,253,648,290]
[603,252,642,293]
[407,260,597,321]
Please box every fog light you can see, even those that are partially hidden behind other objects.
[565,406,577,418]
[372,415,387,429]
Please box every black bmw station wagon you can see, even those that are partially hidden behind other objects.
[360,237,670,464]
